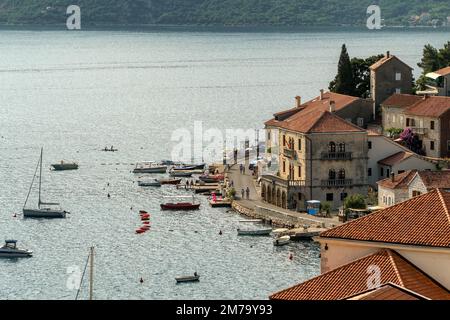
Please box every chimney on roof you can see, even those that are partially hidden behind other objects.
[391,172,395,183]
[329,100,336,113]
[295,96,302,108]
[320,89,324,100]
[386,51,390,58]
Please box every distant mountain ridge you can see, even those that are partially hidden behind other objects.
[0,0,449,27]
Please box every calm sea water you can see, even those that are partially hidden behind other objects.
[0,27,448,300]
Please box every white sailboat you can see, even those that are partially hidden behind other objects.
[23,148,68,219]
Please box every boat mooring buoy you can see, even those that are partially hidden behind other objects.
[219,230,223,235]
[289,253,294,260]
[107,193,111,198]
[140,277,144,284]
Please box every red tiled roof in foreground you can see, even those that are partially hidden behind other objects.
[381,93,423,108]
[377,170,417,189]
[320,189,450,248]
[378,151,414,166]
[346,283,430,300]
[269,249,450,300]
[265,109,365,134]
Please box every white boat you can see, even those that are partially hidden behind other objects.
[0,240,33,258]
[176,273,200,283]
[133,161,167,174]
[138,179,161,187]
[23,148,67,219]
[273,235,291,246]
[237,228,272,236]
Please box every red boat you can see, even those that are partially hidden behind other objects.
[136,229,146,234]
[160,203,201,211]
[141,225,151,230]
[142,221,150,225]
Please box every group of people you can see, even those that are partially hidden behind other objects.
[239,164,246,174]
[241,187,250,200]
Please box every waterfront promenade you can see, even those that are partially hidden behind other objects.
[225,163,341,229]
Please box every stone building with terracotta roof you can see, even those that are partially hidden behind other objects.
[270,189,450,300]
[381,94,450,158]
[263,95,369,211]
[370,52,414,113]
[377,169,450,207]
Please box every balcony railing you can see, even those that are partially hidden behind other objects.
[321,152,352,160]
[321,179,353,187]
[288,180,307,187]
[283,148,297,160]
[410,127,428,135]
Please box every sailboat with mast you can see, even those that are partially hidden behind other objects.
[23,148,68,219]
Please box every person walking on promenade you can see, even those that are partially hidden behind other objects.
[241,188,245,199]
[246,187,250,199]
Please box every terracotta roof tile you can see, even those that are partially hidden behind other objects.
[270,249,450,300]
[405,96,450,118]
[434,66,450,77]
[381,94,423,108]
[377,170,417,189]
[378,151,414,166]
[274,109,365,134]
[320,189,450,248]
[418,171,450,190]
[346,283,429,300]
[370,55,413,71]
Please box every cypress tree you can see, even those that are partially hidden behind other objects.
[329,44,356,96]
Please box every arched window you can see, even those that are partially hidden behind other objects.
[338,143,346,153]
[338,169,346,180]
[329,169,336,180]
[329,142,336,153]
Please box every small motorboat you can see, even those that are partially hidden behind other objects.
[51,161,79,171]
[161,203,200,211]
[141,225,151,231]
[159,178,182,185]
[102,147,118,152]
[0,240,33,258]
[274,235,291,246]
[138,179,161,187]
[169,171,193,178]
[136,229,146,234]
[133,161,167,174]
[237,228,272,236]
[199,174,224,183]
[176,273,200,283]
[172,164,206,171]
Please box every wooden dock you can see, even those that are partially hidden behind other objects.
[209,199,232,208]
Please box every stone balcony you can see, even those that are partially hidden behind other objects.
[321,152,352,160]
[321,179,353,187]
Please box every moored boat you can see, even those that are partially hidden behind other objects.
[176,274,200,283]
[138,179,161,187]
[159,178,182,185]
[161,203,201,211]
[133,162,167,174]
[237,228,272,236]
[23,148,68,219]
[0,240,33,258]
[273,235,291,246]
[169,171,193,177]
[51,161,79,171]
